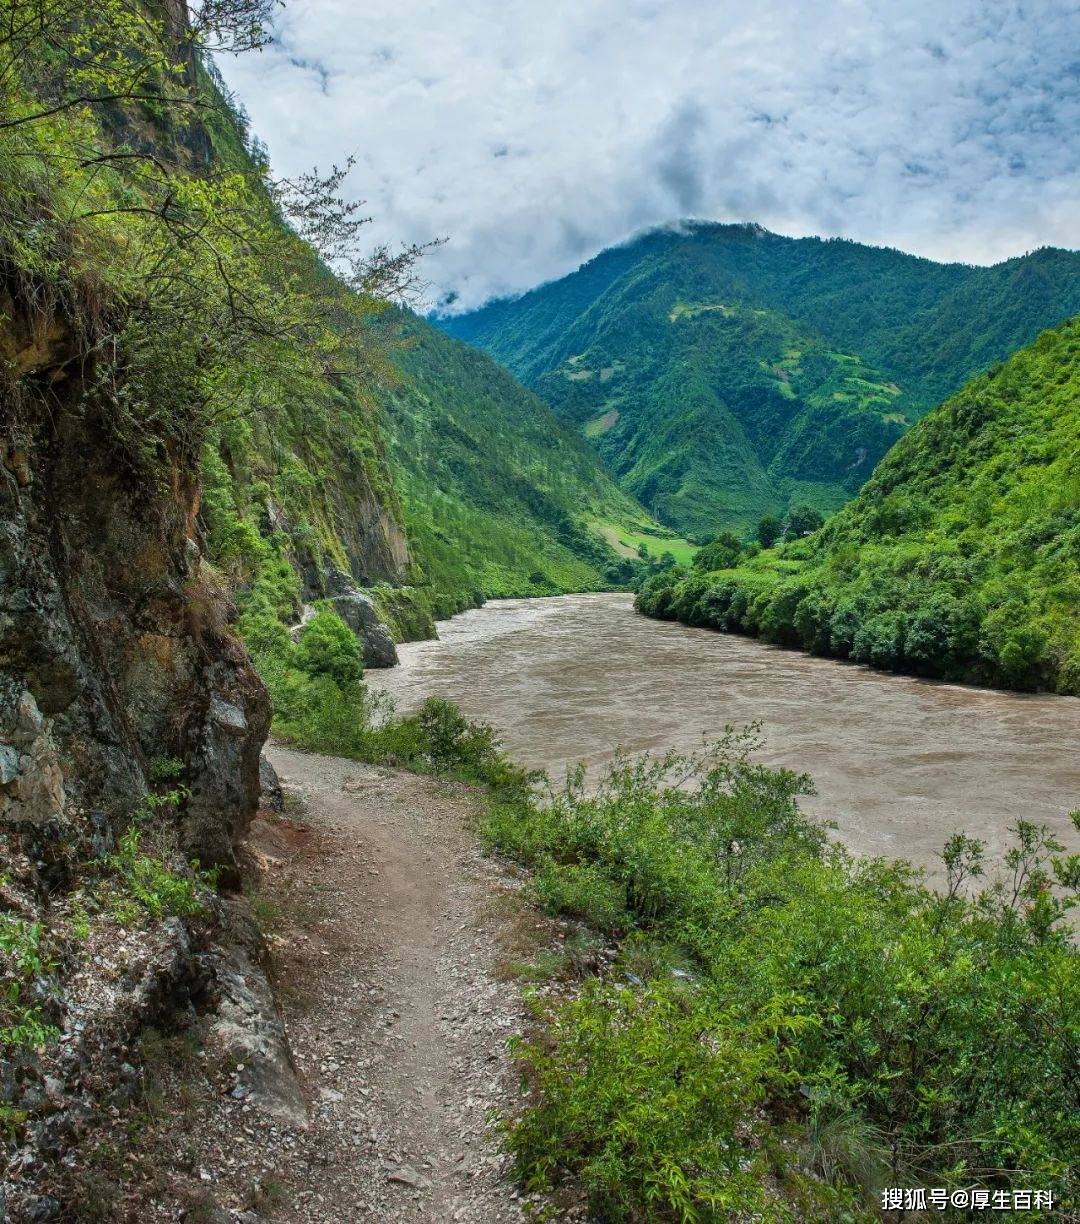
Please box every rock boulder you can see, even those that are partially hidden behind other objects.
[325,569,399,668]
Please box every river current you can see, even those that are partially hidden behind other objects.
[368,593,1080,875]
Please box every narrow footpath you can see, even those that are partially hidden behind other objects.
[176,745,542,1222]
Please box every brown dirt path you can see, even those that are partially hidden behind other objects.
[173,745,540,1223]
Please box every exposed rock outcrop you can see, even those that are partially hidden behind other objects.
[1,330,269,869]
[0,288,274,1214]
[204,901,307,1129]
[258,491,417,664]
[325,569,400,668]
[259,753,285,814]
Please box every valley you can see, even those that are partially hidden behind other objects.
[640,316,1080,694]
[442,223,1080,533]
[1,2,1078,1220]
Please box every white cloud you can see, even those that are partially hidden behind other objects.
[215,0,1080,309]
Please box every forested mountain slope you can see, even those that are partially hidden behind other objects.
[375,311,662,618]
[637,316,1080,694]
[442,223,1080,534]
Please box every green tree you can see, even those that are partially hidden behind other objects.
[693,531,743,572]
[295,610,363,687]
[756,514,782,549]
[0,0,427,452]
[783,504,825,540]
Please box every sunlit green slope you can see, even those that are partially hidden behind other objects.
[377,311,685,616]
[638,317,1080,693]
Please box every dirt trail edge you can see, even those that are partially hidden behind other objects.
[184,745,538,1223]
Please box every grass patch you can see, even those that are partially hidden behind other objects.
[590,519,697,565]
[583,407,620,438]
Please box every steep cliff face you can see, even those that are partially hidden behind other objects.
[1,289,269,875]
[0,285,282,1216]
[0,6,431,1212]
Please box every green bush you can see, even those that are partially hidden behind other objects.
[375,698,537,797]
[488,742,1080,1217]
[104,828,213,924]
[0,914,57,1053]
[692,531,743,572]
[531,861,631,933]
[508,979,776,1220]
[295,609,364,687]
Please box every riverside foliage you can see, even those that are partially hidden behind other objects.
[637,317,1080,694]
[483,733,1080,1220]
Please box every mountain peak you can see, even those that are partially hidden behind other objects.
[440,233,1080,534]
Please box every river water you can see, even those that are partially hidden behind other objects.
[368,593,1080,874]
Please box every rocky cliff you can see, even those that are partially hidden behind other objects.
[0,277,291,1214]
[2,285,270,873]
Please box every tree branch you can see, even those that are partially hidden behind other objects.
[0,91,210,131]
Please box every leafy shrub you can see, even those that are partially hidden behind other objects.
[531,861,631,933]
[489,742,1080,1216]
[376,698,537,797]
[104,828,213,925]
[692,531,743,572]
[903,591,980,672]
[508,979,775,1220]
[0,915,57,1053]
[295,609,364,687]
[758,580,810,647]
[850,609,905,669]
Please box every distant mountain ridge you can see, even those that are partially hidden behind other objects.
[439,223,1080,534]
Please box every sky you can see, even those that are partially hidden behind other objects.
[215,0,1080,311]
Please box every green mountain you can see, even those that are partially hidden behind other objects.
[375,310,672,618]
[441,223,1080,534]
[2,6,680,1209]
[637,316,1080,694]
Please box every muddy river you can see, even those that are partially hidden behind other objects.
[368,594,1080,874]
